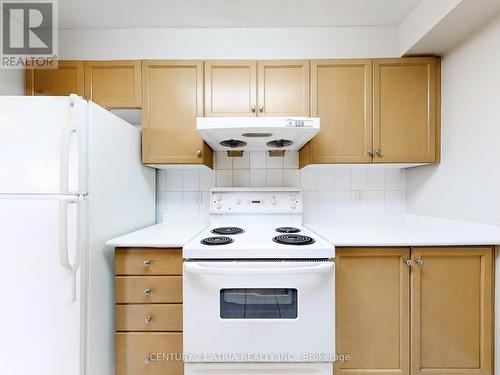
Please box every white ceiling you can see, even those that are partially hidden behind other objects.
[59,0,422,29]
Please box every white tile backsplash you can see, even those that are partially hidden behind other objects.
[249,151,267,169]
[182,170,200,191]
[232,152,250,169]
[266,169,284,187]
[156,150,407,222]
[165,170,182,191]
[233,169,250,187]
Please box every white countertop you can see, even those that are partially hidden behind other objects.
[304,214,500,247]
[105,215,208,248]
[106,213,500,248]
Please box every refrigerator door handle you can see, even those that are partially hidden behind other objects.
[59,100,79,194]
[59,198,81,302]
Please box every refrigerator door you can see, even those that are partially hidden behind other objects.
[0,194,85,375]
[0,95,87,194]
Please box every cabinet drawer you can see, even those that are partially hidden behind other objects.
[116,304,182,332]
[115,248,182,276]
[116,332,183,375]
[116,276,182,303]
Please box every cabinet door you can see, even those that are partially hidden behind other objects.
[335,247,410,375]
[309,60,373,163]
[25,60,84,96]
[257,60,309,116]
[205,60,257,117]
[373,57,438,163]
[84,60,141,108]
[142,60,212,166]
[411,247,493,375]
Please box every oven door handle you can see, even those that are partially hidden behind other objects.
[184,262,333,275]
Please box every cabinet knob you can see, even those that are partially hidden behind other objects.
[368,150,375,156]
[259,105,264,113]
[143,260,151,268]
[375,149,382,156]
[404,259,412,266]
[144,356,151,364]
[144,288,152,296]
[416,259,424,266]
[251,105,256,113]
[144,315,153,324]
[196,149,202,157]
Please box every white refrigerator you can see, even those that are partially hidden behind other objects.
[0,95,155,375]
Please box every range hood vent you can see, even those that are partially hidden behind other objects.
[197,117,320,151]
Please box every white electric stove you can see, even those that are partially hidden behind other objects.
[183,188,335,375]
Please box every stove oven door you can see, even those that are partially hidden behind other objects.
[183,260,335,363]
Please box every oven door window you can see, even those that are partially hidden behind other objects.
[220,288,298,319]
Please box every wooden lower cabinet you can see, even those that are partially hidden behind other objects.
[336,246,493,375]
[410,247,493,375]
[115,248,184,375]
[116,333,183,375]
[335,247,410,375]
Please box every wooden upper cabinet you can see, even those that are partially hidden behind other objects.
[411,247,493,375]
[373,57,439,163]
[142,60,212,167]
[309,60,373,163]
[257,60,309,116]
[25,60,84,96]
[205,60,257,117]
[336,247,410,375]
[84,60,141,108]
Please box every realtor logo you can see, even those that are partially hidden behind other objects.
[1,0,58,69]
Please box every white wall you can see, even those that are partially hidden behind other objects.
[0,70,24,95]
[59,26,399,59]
[406,13,500,225]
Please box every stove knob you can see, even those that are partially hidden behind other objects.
[290,202,297,209]
[215,202,222,210]
[234,199,242,205]
[271,196,278,205]
[214,194,223,202]
[289,194,296,201]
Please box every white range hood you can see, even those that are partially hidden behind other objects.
[197,117,320,151]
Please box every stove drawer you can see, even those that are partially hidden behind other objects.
[116,276,183,303]
[115,248,182,275]
[185,363,332,375]
[116,304,183,332]
[116,332,183,375]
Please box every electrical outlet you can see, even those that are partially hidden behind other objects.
[354,190,365,205]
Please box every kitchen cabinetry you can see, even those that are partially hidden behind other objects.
[301,57,440,166]
[308,59,373,163]
[142,60,213,167]
[25,60,84,96]
[84,60,142,109]
[335,246,493,375]
[115,248,183,375]
[204,60,309,117]
[410,247,492,375]
[373,58,439,163]
[335,247,409,375]
[204,60,257,117]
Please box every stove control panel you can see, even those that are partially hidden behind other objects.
[210,189,302,214]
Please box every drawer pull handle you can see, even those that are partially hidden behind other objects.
[144,356,151,364]
[145,315,152,324]
[144,260,151,267]
[144,288,152,296]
